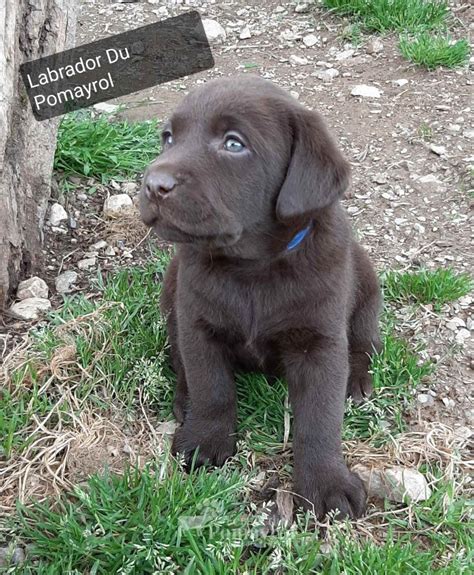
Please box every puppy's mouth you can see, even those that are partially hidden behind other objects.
[154,219,242,247]
[139,188,243,247]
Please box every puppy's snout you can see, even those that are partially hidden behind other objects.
[145,171,177,199]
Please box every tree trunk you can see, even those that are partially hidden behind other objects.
[0,0,76,308]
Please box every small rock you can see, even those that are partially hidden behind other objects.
[372,173,388,185]
[77,193,88,201]
[429,144,446,156]
[366,39,384,54]
[92,240,108,250]
[393,78,409,87]
[294,2,310,13]
[385,467,432,502]
[316,68,339,82]
[239,26,251,40]
[447,123,461,133]
[93,102,119,114]
[289,54,308,66]
[17,276,48,300]
[104,246,116,256]
[355,465,431,503]
[442,397,456,408]
[51,226,68,235]
[77,257,96,270]
[11,548,25,565]
[10,297,51,320]
[103,194,133,217]
[351,84,381,98]
[122,182,138,195]
[48,202,68,226]
[156,421,179,435]
[202,19,226,43]
[462,129,474,140]
[289,90,300,100]
[0,547,25,567]
[446,318,466,331]
[303,33,318,47]
[55,270,78,294]
[455,328,471,344]
[417,393,434,407]
[335,49,355,61]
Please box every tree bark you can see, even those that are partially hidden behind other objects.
[0,0,76,308]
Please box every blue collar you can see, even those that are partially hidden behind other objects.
[286,221,313,251]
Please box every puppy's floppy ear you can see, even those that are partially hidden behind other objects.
[276,107,351,220]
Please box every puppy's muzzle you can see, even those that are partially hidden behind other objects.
[144,170,177,200]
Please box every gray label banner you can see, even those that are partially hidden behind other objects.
[20,11,214,121]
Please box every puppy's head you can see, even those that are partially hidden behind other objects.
[139,75,350,250]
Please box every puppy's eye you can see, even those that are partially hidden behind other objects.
[162,131,173,146]
[224,136,245,153]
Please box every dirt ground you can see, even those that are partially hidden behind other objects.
[75,0,472,427]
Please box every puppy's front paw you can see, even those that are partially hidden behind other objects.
[295,465,366,520]
[172,419,236,469]
[347,371,373,404]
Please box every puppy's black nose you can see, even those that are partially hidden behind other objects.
[145,171,177,199]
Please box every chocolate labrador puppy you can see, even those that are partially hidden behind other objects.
[139,75,381,519]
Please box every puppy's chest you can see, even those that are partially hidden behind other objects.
[192,275,282,362]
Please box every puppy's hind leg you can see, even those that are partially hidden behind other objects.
[348,246,382,404]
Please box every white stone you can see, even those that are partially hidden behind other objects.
[455,328,471,344]
[463,129,474,140]
[335,49,355,61]
[430,144,446,156]
[355,465,431,502]
[10,297,51,320]
[55,271,78,294]
[294,2,310,13]
[303,33,318,47]
[17,277,48,300]
[103,194,133,217]
[351,85,381,98]
[122,182,138,195]
[289,54,308,66]
[93,102,119,114]
[393,78,409,87]
[77,257,96,270]
[239,26,251,40]
[316,68,339,82]
[373,173,388,184]
[446,317,466,331]
[48,203,68,226]
[385,467,432,502]
[92,240,108,250]
[202,19,226,43]
[417,393,434,407]
[105,246,116,256]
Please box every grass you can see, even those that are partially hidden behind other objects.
[323,0,469,70]
[341,23,363,46]
[53,111,161,183]
[382,268,472,309]
[399,33,470,69]
[323,0,450,33]
[1,262,472,572]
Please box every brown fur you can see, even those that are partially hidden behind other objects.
[139,76,382,519]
